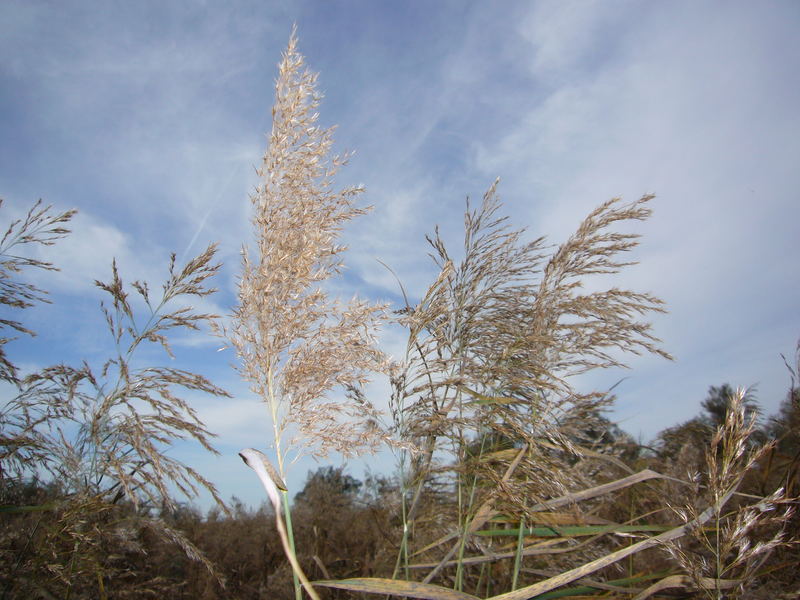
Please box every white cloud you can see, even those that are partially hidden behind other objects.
[468,1,800,430]
[518,0,625,76]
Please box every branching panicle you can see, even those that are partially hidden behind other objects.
[1,197,228,592]
[393,187,672,513]
[0,199,76,384]
[2,242,229,512]
[662,388,797,598]
[229,31,388,464]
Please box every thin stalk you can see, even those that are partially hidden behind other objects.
[628,486,635,577]
[95,568,107,600]
[454,433,486,590]
[390,366,411,581]
[391,481,410,580]
[3,516,43,600]
[715,502,721,600]
[268,364,302,600]
[393,432,438,580]
[476,562,487,596]
[512,516,525,590]
[273,498,321,600]
[452,285,468,588]
[454,434,465,591]
[282,493,301,600]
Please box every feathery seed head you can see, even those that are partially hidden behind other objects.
[230,30,389,464]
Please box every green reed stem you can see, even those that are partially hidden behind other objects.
[512,516,525,590]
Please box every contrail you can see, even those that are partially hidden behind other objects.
[180,201,215,263]
[178,160,242,264]
[180,115,271,263]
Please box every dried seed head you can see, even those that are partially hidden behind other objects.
[229,31,389,462]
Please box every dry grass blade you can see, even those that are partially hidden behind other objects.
[486,488,736,600]
[534,438,634,474]
[477,524,671,538]
[527,469,673,512]
[522,568,651,595]
[409,539,594,570]
[313,577,481,600]
[632,574,740,599]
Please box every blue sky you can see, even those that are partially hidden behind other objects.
[1,1,798,511]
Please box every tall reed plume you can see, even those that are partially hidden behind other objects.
[228,29,390,598]
[229,28,388,474]
[386,183,673,585]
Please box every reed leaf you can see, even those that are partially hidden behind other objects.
[313,577,481,600]
[486,488,736,600]
[476,524,672,538]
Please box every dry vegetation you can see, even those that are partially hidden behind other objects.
[2,31,799,600]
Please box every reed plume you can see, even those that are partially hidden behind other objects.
[0,199,75,386]
[659,387,797,599]
[228,29,391,600]
[229,29,388,470]
[0,199,229,594]
[393,185,672,522]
